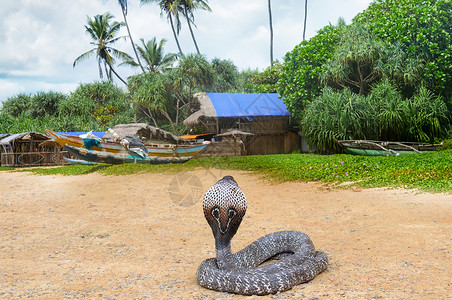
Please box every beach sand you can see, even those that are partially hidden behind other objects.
[0,169,451,299]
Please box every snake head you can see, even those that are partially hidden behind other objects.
[203,176,247,249]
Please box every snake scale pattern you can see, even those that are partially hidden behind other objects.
[196,176,328,295]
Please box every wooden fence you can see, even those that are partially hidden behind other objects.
[0,151,70,167]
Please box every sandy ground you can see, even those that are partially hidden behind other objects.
[0,168,451,299]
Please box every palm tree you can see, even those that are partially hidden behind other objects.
[117,0,146,73]
[120,37,177,73]
[303,0,308,41]
[73,12,132,85]
[141,0,184,56]
[180,0,211,55]
[268,0,273,66]
[211,58,238,92]
[178,53,214,100]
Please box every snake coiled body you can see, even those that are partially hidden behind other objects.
[196,176,328,295]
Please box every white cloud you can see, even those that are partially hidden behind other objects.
[0,0,374,101]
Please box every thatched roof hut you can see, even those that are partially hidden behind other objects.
[0,132,68,167]
[103,123,183,144]
[184,93,217,126]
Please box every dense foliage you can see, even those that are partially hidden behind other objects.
[0,82,132,133]
[1,91,66,133]
[301,88,377,153]
[321,25,424,98]
[354,0,452,100]
[277,25,342,121]
[0,61,257,134]
[246,62,282,93]
[275,0,451,152]
[211,58,239,93]
[128,71,186,133]
[60,81,132,130]
[302,83,449,153]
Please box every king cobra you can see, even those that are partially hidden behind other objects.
[196,176,328,295]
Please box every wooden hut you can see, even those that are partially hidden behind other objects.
[0,132,69,167]
[102,123,184,144]
[184,92,300,156]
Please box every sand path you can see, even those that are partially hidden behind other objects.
[0,169,451,299]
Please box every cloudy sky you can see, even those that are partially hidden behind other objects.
[0,0,373,102]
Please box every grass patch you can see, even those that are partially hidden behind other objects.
[190,150,452,193]
[0,166,14,171]
[12,150,452,194]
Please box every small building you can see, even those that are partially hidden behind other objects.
[102,123,184,144]
[0,132,68,167]
[184,92,300,156]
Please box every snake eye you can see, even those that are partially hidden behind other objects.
[211,207,220,220]
[228,208,237,219]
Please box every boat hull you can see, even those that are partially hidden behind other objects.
[63,145,196,164]
[64,157,100,165]
[46,129,206,158]
[343,148,417,156]
[335,139,441,156]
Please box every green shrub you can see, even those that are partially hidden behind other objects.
[1,94,32,117]
[370,79,407,140]
[302,83,450,153]
[403,87,450,143]
[301,88,377,153]
[58,81,132,131]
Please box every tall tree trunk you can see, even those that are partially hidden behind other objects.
[303,0,308,41]
[268,0,273,66]
[106,61,128,85]
[175,98,181,136]
[184,6,200,55]
[169,13,184,56]
[121,8,146,73]
[104,60,111,80]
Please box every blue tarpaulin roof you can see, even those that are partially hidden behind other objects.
[206,93,290,118]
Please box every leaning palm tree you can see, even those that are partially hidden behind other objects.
[268,0,273,66]
[120,37,177,73]
[73,12,132,85]
[180,0,211,55]
[117,0,146,73]
[140,0,184,56]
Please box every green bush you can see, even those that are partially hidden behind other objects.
[354,0,452,99]
[403,87,450,143]
[301,88,377,153]
[278,24,343,122]
[246,62,282,93]
[370,79,407,141]
[58,81,132,131]
[0,112,15,133]
[1,93,32,117]
[30,91,66,118]
[302,83,450,153]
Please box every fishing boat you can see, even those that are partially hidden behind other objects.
[63,144,204,164]
[46,129,207,159]
[334,139,442,156]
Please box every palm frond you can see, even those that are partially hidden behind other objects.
[73,49,96,67]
